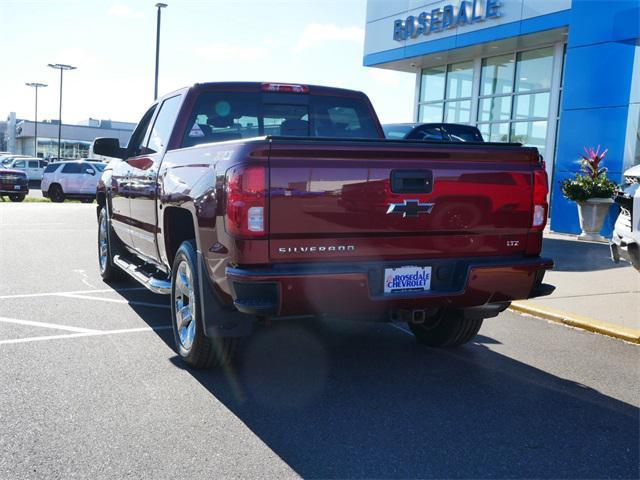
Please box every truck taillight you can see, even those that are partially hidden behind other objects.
[525,168,549,256]
[225,165,267,238]
[532,169,549,230]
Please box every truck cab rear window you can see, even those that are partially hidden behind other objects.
[182,92,378,147]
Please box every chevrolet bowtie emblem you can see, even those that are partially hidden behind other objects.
[386,200,435,218]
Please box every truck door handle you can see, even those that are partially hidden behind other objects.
[390,170,433,194]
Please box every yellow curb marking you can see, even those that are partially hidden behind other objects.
[509,301,640,344]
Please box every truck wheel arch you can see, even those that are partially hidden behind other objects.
[96,191,106,218]
[163,206,198,267]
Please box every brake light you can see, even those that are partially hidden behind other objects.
[262,83,309,93]
[532,169,549,230]
[526,168,549,255]
[225,165,267,238]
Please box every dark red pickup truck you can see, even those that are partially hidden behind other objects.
[94,82,553,368]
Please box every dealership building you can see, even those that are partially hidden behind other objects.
[3,112,134,160]
[364,0,640,235]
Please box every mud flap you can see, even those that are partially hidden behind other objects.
[196,250,253,338]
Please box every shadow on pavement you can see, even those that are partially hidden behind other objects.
[542,237,626,272]
[116,287,639,478]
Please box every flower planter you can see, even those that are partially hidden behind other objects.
[576,197,614,242]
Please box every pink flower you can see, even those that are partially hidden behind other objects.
[579,145,609,179]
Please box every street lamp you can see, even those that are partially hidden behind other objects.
[47,63,76,161]
[25,82,47,157]
[154,3,168,100]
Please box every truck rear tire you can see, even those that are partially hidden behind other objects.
[171,240,238,369]
[408,309,483,347]
[98,207,126,282]
[9,194,25,202]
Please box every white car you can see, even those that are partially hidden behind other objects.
[611,164,640,271]
[41,161,106,203]
[3,157,48,181]
[0,154,29,167]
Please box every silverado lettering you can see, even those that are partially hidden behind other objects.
[93,81,554,369]
[277,246,356,254]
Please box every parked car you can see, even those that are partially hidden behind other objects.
[0,167,29,202]
[383,123,485,142]
[93,81,553,369]
[3,157,48,181]
[41,160,106,203]
[611,164,640,271]
[0,154,29,166]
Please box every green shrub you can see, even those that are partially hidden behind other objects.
[560,174,617,202]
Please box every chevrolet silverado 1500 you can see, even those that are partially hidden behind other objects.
[94,82,554,368]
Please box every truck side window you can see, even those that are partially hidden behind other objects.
[127,106,157,157]
[147,95,182,153]
[182,93,260,148]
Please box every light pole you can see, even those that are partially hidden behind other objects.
[25,82,47,157]
[47,63,76,160]
[154,3,168,100]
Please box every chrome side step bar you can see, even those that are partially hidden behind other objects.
[113,255,171,295]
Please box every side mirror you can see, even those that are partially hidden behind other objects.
[85,169,95,176]
[93,138,126,159]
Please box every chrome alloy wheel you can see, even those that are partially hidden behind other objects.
[174,260,196,350]
[98,212,109,273]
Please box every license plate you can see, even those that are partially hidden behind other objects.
[14,185,21,190]
[384,266,431,294]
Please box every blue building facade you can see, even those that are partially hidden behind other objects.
[364,0,640,236]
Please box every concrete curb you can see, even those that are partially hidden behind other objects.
[509,301,640,344]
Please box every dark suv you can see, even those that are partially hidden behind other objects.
[383,123,485,142]
[0,167,29,202]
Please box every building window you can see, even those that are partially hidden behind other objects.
[418,61,473,123]
[37,138,91,160]
[477,46,554,155]
[418,46,562,159]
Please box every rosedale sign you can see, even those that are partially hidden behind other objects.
[393,0,502,41]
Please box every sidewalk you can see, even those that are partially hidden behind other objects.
[510,232,640,343]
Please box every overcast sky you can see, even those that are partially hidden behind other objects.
[0,0,415,125]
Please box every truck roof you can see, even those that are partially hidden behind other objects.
[189,81,367,98]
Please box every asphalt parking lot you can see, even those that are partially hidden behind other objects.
[0,203,638,479]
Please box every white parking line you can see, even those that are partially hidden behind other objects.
[58,293,170,309]
[0,317,99,333]
[0,287,147,300]
[0,325,173,346]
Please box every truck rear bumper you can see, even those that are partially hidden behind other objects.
[226,256,554,317]
[0,185,28,194]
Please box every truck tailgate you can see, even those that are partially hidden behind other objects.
[268,139,538,262]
